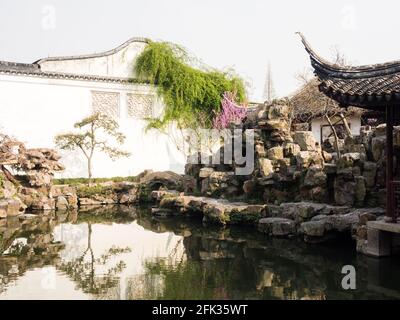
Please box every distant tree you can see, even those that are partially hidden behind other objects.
[55,113,130,184]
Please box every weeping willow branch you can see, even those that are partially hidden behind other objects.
[133,41,247,130]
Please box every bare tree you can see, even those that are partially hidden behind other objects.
[290,48,361,157]
[55,113,130,184]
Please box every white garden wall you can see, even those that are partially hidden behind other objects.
[0,73,186,178]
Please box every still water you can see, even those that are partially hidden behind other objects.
[0,205,400,300]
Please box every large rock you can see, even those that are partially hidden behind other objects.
[334,178,356,206]
[202,171,239,197]
[0,198,24,218]
[354,176,366,206]
[374,124,386,137]
[199,167,214,179]
[363,162,377,188]
[26,171,52,187]
[140,171,184,191]
[50,185,78,209]
[258,158,274,178]
[258,217,296,236]
[299,208,384,242]
[371,136,386,162]
[118,183,140,204]
[280,202,326,222]
[230,204,267,225]
[20,148,65,174]
[337,153,366,170]
[151,189,180,202]
[79,197,103,206]
[267,147,284,160]
[268,104,290,119]
[293,132,317,151]
[299,220,327,237]
[260,119,290,131]
[303,166,327,187]
[203,201,233,225]
[156,194,267,226]
[296,151,324,169]
[55,196,69,210]
[1,180,16,198]
[30,195,55,210]
[255,144,267,158]
[283,143,301,158]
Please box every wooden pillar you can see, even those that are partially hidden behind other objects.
[386,105,396,222]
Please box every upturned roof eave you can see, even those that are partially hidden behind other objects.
[297,32,400,79]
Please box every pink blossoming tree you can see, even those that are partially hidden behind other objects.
[213,92,247,129]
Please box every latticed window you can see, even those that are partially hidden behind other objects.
[127,93,154,119]
[91,91,120,118]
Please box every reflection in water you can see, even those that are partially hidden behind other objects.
[0,205,400,300]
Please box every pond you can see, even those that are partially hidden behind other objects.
[0,205,399,300]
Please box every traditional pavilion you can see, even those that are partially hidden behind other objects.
[299,33,400,223]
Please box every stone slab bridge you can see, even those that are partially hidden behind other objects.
[299,33,400,257]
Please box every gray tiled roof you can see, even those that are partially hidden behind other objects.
[298,32,400,110]
[0,37,150,84]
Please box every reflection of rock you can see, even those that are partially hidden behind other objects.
[0,212,66,295]
[137,207,389,300]
[0,205,395,300]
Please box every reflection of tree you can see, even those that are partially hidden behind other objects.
[58,222,131,296]
[143,258,235,300]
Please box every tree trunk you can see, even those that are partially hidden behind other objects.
[87,157,92,185]
[339,113,352,138]
[325,115,341,159]
[1,165,18,185]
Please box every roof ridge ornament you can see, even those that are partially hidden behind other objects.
[296,32,331,66]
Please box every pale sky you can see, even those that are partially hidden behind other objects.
[1,0,400,102]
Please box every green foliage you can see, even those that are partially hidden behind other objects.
[55,113,130,160]
[53,176,139,186]
[76,184,116,198]
[134,41,247,130]
[55,113,131,182]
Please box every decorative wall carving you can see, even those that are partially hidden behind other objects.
[91,91,120,118]
[127,93,154,119]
